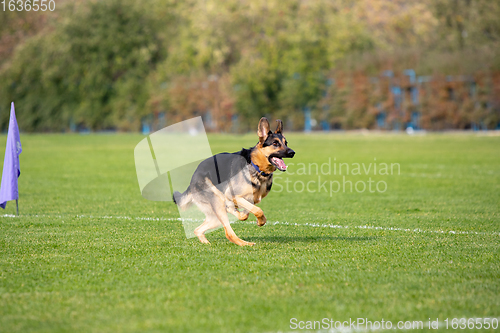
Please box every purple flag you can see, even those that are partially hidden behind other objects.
[0,102,22,209]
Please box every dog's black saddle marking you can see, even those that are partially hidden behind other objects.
[190,149,252,194]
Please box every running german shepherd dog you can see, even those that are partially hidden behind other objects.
[173,117,295,246]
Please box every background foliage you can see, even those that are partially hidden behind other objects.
[0,0,499,131]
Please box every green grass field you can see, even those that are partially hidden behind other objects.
[0,132,499,332]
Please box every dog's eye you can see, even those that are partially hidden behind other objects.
[273,141,280,147]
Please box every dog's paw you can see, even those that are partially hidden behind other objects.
[195,231,211,244]
[230,237,255,247]
[238,212,249,221]
[257,215,267,226]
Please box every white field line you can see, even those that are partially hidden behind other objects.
[1,214,499,237]
[269,221,500,237]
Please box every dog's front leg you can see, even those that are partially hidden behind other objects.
[226,199,250,221]
[234,196,267,226]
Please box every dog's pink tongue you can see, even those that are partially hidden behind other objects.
[272,157,287,170]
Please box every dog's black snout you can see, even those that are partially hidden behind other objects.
[286,148,295,158]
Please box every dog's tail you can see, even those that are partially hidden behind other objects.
[173,186,193,211]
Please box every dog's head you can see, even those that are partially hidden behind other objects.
[254,117,295,172]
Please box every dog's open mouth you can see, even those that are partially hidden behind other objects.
[270,156,287,171]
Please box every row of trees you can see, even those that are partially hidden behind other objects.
[0,0,499,132]
[321,71,499,131]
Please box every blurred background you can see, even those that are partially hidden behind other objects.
[0,0,499,133]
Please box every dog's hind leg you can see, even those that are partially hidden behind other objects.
[193,179,253,246]
[194,214,221,244]
[210,201,254,246]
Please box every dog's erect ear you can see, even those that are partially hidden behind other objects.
[275,119,283,134]
[257,117,271,143]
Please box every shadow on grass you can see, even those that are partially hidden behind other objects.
[246,235,377,243]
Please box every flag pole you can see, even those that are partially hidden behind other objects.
[0,102,22,213]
